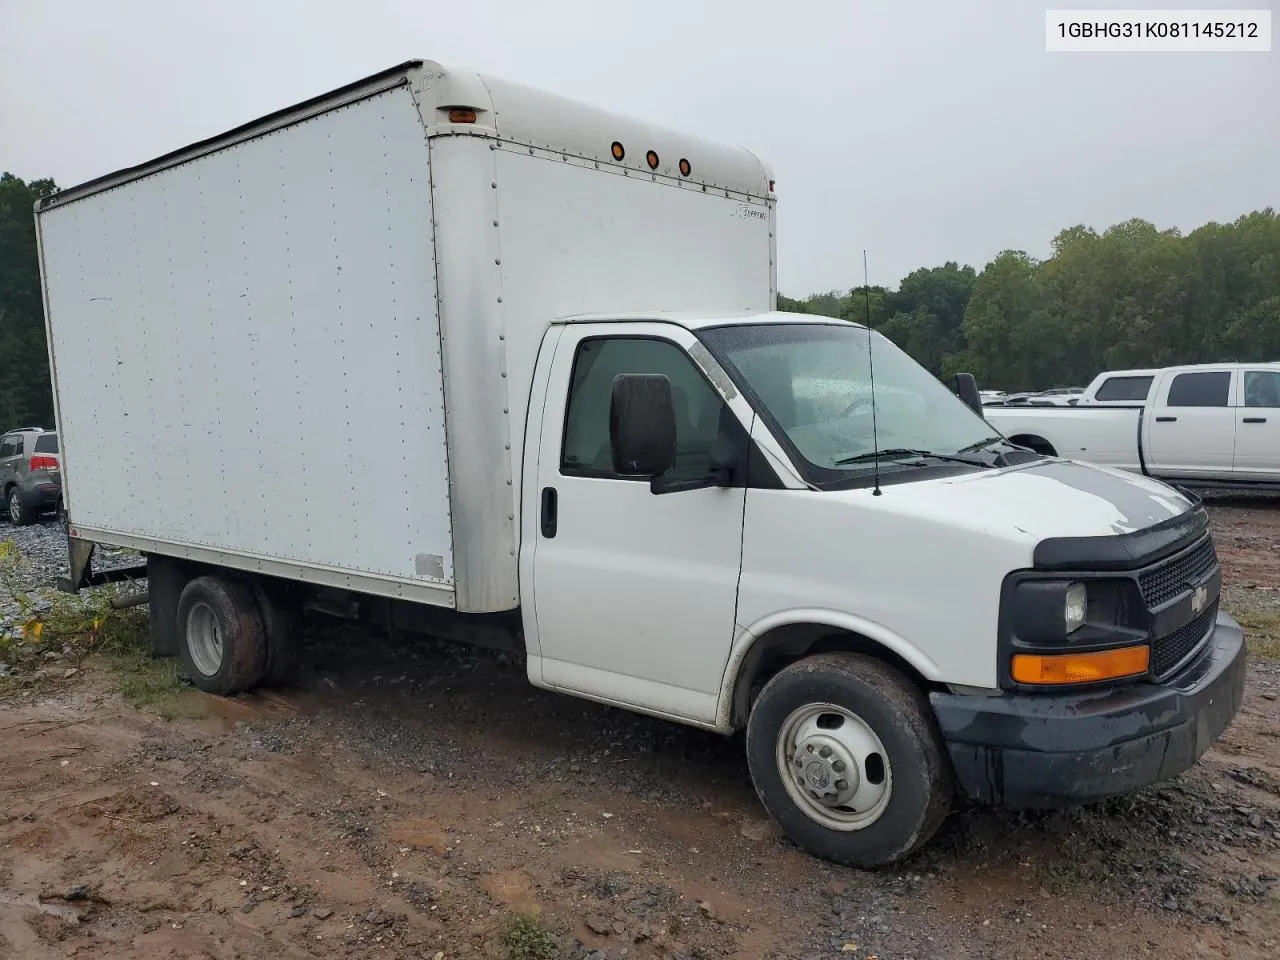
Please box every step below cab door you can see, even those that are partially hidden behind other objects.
[523,322,753,726]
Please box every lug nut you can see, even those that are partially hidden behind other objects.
[835,779,848,792]
[832,759,846,773]
[818,745,832,758]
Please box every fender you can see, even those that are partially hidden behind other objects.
[714,607,944,732]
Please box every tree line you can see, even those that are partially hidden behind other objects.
[0,173,58,428]
[780,209,1280,393]
[2,168,1278,425]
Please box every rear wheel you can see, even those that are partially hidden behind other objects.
[7,488,29,526]
[745,652,952,868]
[251,581,303,687]
[176,576,268,694]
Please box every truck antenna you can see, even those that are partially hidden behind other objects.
[863,250,882,496]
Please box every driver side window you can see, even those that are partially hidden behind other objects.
[561,336,728,480]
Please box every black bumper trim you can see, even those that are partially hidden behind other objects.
[931,610,1246,807]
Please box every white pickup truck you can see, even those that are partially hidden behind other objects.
[984,362,1280,489]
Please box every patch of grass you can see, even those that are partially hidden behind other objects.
[1233,608,1280,661]
[111,650,202,719]
[499,911,562,960]
[0,538,199,717]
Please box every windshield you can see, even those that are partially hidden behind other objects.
[698,322,999,482]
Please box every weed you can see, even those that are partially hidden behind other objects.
[499,911,562,960]
[1232,608,1280,661]
[0,539,197,716]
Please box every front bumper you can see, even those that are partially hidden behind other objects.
[931,609,1247,807]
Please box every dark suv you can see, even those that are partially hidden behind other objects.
[0,427,62,525]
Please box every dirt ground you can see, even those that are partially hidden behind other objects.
[3,501,1280,960]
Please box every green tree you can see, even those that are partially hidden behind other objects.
[0,172,59,427]
[953,250,1065,392]
[877,262,977,375]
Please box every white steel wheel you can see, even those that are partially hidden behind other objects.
[775,702,892,830]
[745,651,953,868]
[185,601,225,677]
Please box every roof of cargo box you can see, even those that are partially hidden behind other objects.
[38,59,774,211]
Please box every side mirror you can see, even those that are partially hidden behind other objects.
[609,373,676,476]
[953,372,983,415]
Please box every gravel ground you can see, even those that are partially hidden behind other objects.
[0,516,142,638]
[1,502,1278,959]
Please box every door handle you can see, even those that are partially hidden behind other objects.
[1155,416,1177,422]
[1243,417,1267,423]
[540,486,558,538]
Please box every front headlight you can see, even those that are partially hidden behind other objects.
[1008,577,1141,645]
[1065,582,1087,634]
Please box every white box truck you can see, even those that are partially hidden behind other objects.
[36,59,1246,868]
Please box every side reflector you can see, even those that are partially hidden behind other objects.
[447,108,477,124]
[1011,645,1149,685]
[645,150,659,170]
[768,180,775,192]
[610,141,625,161]
[678,158,691,177]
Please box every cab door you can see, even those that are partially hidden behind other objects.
[524,323,749,725]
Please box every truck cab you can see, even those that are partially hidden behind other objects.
[520,311,1247,867]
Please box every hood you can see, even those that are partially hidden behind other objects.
[876,458,1194,541]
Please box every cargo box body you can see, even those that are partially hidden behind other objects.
[36,60,776,613]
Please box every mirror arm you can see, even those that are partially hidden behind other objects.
[649,467,733,495]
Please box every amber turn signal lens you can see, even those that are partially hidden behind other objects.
[1011,645,1149,685]
[447,109,477,123]
[610,141,625,160]
[645,150,659,170]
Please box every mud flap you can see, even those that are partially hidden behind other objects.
[147,555,190,658]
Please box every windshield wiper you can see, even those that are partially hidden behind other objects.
[833,448,990,467]
[957,435,1010,454]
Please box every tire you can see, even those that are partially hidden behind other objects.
[7,487,30,526]
[1011,436,1056,458]
[251,581,303,687]
[176,575,268,694]
[745,652,953,868]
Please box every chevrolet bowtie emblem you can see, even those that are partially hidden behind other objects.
[1191,583,1209,615]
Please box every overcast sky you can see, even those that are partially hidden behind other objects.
[1,1,1275,295]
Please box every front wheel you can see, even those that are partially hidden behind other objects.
[745,652,953,868]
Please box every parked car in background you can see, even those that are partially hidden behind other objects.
[1038,387,1085,403]
[985,390,1077,407]
[983,362,1280,489]
[0,427,62,524]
